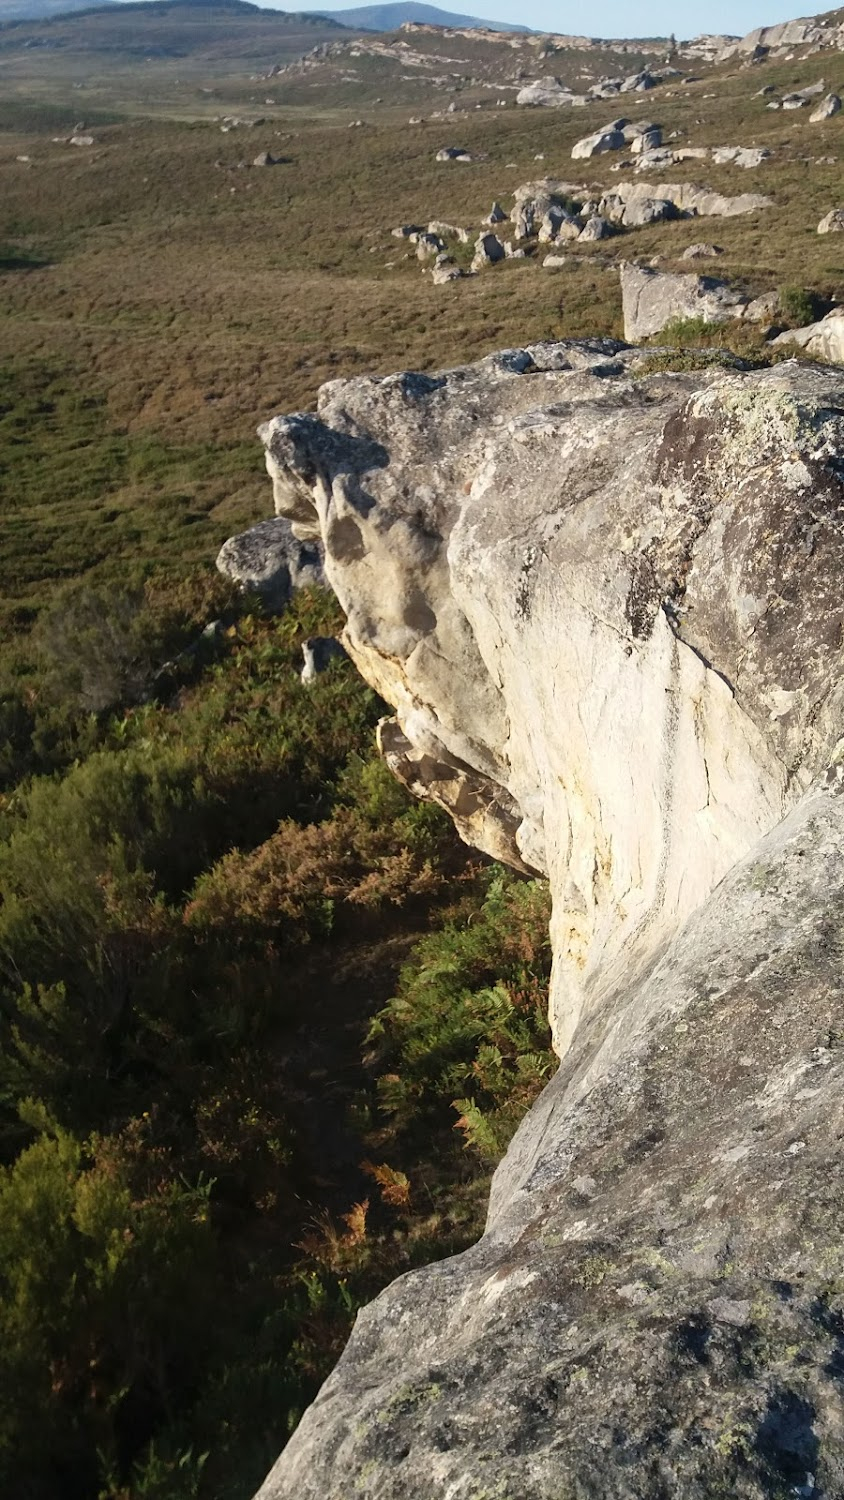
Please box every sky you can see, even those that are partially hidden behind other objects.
[97,0,814,41]
[260,0,810,40]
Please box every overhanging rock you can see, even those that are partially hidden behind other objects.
[253,344,844,1499]
[260,346,844,1053]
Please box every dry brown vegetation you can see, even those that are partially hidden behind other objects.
[2,36,842,632]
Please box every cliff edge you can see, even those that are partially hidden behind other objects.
[255,344,844,1498]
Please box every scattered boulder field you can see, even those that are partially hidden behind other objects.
[391,175,779,286]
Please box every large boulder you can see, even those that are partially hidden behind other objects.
[571,126,626,159]
[215,516,325,611]
[818,208,844,233]
[621,262,747,340]
[255,346,844,1500]
[471,232,505,270]
[710,145,771,168]
[415,231,445,260]
[578,214,613,241]
[682,240,723,258]
[607,179,773,219]
[772,309,844,363]
[810,93,841,122]
[537,204,582,242]
[510,183,583,240]
[630,124,663,153]
[620,195,680,227]
[516,77,575,107]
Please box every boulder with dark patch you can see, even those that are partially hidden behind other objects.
[215,516,325,612]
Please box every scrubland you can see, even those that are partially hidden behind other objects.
[0,17,843,1496]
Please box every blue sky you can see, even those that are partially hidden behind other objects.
[451,0,801,34]
[101,0,809,43]
[255,0,806,41]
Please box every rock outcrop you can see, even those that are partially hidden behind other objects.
[810,92,842,121]
[571,125,626,159]
[772,309,844,363]
[621,262,748,340]
[516,77,576,107]
[255,345,844,1499]
[599,179,773,221]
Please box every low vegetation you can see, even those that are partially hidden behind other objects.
[0,588,554,1500]
[1,16,843,1497]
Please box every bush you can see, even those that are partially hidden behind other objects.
[369,871,554,1161]
[778,285,820,328]
[0,1113,219,1499]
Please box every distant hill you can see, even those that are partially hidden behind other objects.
[0,0,116,17]
[0,0,355,66]
[300,2,529,32]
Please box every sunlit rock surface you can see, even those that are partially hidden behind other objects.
[254,345,844,1499]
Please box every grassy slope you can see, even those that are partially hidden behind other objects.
[1,40,843,647]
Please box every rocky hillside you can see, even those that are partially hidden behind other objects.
[253,345,844,1497]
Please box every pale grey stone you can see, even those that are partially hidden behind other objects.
[810,93,842,121]
[215,516,324,612]
[416,232,445,260]
[711,145,771,167]
[621,262,747,340]
[772,310,844,362]
[428,220,471,243]
[301,636,346,683]
[431,259,462,285]
[578,214,613,241]
[622,196,680,227]
[571,127,626,159]
[537,204,582,242]
[682,241,723,258]
[743,291,780,324]
[255,348,844,1499]
[471,233,505,270]
[599,180,772,222]
[630,125,664,153]
[516,77,575,107]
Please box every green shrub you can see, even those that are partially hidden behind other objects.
[0,1113,219,1498]
[778,285,819,328]
[369,871,554,1161]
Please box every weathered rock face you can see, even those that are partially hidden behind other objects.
[516,77,576,107]
[600,179,773,221]
[571,126,626,159]
[255,346,844,1499]
[259,348,844,1051]
[258,780,844,1500]
[773,310,844,363]
[810,92,842,121]
[621,262,748,340]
